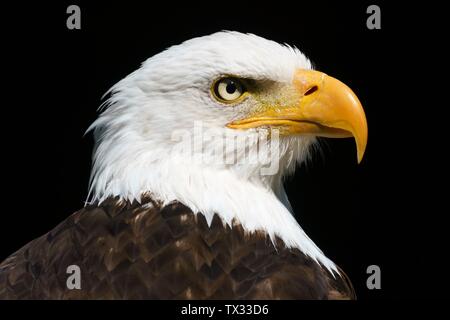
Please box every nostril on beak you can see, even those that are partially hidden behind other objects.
[304,85,318,96]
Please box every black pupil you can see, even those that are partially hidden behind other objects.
[226,81,237,94]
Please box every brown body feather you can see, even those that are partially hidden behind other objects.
[0,197,355,299]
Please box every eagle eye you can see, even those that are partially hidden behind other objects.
[212,77,246,103]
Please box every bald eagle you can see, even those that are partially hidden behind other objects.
[0,31,367,299]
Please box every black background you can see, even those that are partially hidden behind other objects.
[2,1,445,300]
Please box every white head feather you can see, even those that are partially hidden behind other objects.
[87,31,338,274]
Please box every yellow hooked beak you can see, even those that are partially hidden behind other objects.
[226,69,368,163]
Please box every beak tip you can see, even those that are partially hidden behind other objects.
[357,154,363,164]
[356,144,367,164]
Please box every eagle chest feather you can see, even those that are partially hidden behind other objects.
[0,198,355,299]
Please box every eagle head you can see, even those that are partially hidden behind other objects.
[87,31,367,272]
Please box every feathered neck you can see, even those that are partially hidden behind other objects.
[87,139,338,274]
